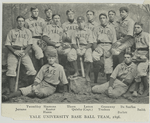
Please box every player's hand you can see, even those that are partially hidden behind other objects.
[77,49,82,56]
[105,50,111,58]
[112,41,121,48]
[55,42,61,48]
[108,86,113,97]
[20,52,26,57]
[32,82,39,87]
[14,51,22,57]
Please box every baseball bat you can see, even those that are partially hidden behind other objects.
[77,39,85,77]
[15,51,22,92]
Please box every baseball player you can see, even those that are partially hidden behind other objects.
[108,10,120,69]
[92,13,117,83]
[42,14,63,63]
[85,10,99,33]
[58,9,78,68]
[71,16,93,83]
[2,50,68,102]
[131,22,149,97]
[45,8,53,25]
[111,7,135,56]
[5,16,37,93]
[92,52,137,98]
[25,7,46,68]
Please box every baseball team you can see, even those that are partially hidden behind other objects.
[2,6,149,102]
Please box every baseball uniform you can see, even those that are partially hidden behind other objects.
[92,62,137,98]
[72,27,93,62]
[20,63,68,98]
[25,17,46,59]
[5,27,37,77]
[92,24,116,74]
[45,17,53,25]
[111,16,135,55]
[133,31,150,82]
[108,20,120,40]
[58,20,78,62]
[43,24,63,62]
[86,20,99,31]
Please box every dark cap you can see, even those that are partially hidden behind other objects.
[77,16,85,23]
[119,7,129,13]
[46,49,57,58]
[66,9,75,15]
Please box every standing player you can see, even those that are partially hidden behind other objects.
[71,16,93,83]
[25,7,46,67]
[60,9,78,68]
[45,8,53,25]
[5,16,37,93]
[132,22,149,97]
[42,14,63,63]
[108,10,120,69]
[92,13,116,83]
[2,50,68,102]
[86,10,99,33]
[111,7,135,56]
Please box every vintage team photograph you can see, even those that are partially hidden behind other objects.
[1,3,150,104]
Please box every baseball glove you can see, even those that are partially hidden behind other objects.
[37,39,47,51]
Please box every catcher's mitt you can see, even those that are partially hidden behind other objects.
[37,39,47,51]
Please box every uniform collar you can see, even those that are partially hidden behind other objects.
[48,63,56,67]
[134,31,143,37]
[121,62,134,69]
[29,16,39,21]
[67,19,77,24]
[15,27,25,31]
[45,17,52,22]
[108,19,116,25]
[88,19,95,25]
[119,16,130,22]
[100,23,109,28]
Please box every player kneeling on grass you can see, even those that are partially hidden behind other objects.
[92,52,137,98]
[71,16,93,83]
[2,50,68,102]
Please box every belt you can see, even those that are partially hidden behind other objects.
[117,77,130,86]
[32,36,41,39]
[12,46,26,50]
[48,83,57,88]
[137,47,149,51]
[98,42,112,44]
[80,44,87,46]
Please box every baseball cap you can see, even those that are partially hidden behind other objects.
[77,16,85,23]
[46,50,57,58]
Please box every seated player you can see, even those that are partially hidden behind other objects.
[42,14,63,63]
[71,16,93,83]
[92,13,116,82]
[131,22,149,97]
[2,50,68,102]
[111,7,135,56]
[5,15,37,93]
[92,52,137,98]
[58,9,78,68]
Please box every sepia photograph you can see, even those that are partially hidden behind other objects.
[1,2,149,105]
